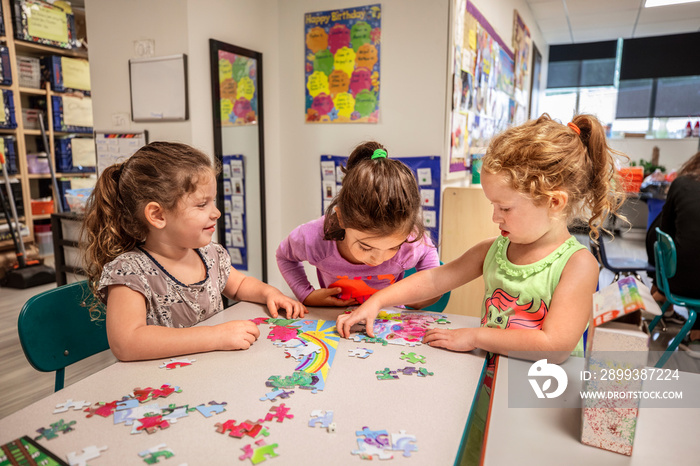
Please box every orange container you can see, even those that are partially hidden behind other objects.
[618,166,644,193]
[31,200,54,215]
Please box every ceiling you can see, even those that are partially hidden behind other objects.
[525,0,700,45]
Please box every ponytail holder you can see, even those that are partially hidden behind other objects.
[371,149,387,160]
[567,122,581,136]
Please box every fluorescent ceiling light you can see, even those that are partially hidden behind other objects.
[645,0,700,7]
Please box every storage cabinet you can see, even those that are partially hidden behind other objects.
[0,0,93,252]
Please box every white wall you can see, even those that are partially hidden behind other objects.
[609,138,699,172]
[272,0,451,290]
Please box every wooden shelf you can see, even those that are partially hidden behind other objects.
[27,172,95,180]
[14,40,88,59]
[19,87,47,95]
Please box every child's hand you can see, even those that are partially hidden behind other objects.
[218,320,261,350]
[266,291,308,319]
[336,302,380,338]
[303,288,357,307]
[423,328,477,352]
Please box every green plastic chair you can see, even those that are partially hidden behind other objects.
[648,228,699,367]
[404,263,451,313]
[17,281,110,391]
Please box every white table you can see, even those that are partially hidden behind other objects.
[0,303,484,465]
[483,356,700,464]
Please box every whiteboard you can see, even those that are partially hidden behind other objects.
[129,54,188,121]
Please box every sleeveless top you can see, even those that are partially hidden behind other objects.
[481,235,587,355]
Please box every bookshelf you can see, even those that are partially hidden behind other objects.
[0,0,93,251]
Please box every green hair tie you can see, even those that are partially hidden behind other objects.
[371,149,387,160]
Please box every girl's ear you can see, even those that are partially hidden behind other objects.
[144,202,167,229]
[334,206,344,228]
[549,191,568,214]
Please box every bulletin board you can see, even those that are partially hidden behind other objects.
[94,131,148,175]
[129,54,188,122]
[320,155,441,247]
[222,154,248,270]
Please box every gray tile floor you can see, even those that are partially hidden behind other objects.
[1,232,697,420]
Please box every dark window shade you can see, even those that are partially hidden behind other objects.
[654,76,700,118]
[615,79,653,118]
[549,40,617,62]
[547,58,615,88]
[620,32,700,80]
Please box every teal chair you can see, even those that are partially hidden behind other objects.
[648,228,699,367]
[17,281,110,391]
[404,263,451,312]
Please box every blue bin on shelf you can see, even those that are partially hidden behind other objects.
[646,198,665,230]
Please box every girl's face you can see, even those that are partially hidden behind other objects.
[338,228,407,267]
[481,170,554,245]
[165,171,221,249]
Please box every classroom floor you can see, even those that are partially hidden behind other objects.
[1,232,698,420]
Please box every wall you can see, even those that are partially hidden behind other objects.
[609,138,699,172]
[272,0,451,291]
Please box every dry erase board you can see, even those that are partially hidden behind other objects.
[129,54,188,122]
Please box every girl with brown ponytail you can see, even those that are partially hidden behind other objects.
[83,141,305,361]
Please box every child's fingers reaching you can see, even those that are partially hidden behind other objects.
[423,328,476,352]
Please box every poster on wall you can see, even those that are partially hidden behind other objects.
[223,154,248,270]
[304,4,382,123]
[219,50,258,126]
[512,10,532,125]
[320,155,441,246]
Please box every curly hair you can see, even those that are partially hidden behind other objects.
[482,113,627,241]
[678,151,700,180]
[82,142,220,319]
[323,141,426,243]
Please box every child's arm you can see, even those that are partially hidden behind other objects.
[106,285,260,361]
[423,249,598,363]
[337,238,494,338]
[224,266,307,319]
[276,233,357,307]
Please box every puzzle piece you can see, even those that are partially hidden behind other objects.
[268,325,300,342]
[135,415,170,434]
[417,368,434,377]
[264,403,294,423]
[355,426,390,448]
[284,342,321,361]
[436,317,451,324]
[116,398,140,411]
[250,317,270,325]
[391,430,418,457]
[158,357,196,369]
[259,389,294,402]
[53,399,91,414]
[195,401,227,417]
[400,351,426,364]
[351,440,393,460]
[114,403,162,426]
[347,347,374,358]
[215,419,268,438]
[66,445,108,466]
[396,366,419,376]
[240,439,279,465]
[84,400,121,418]
[161,404,191,423]
[375,368,399,380]
[132,384,181,403]
[350,334,388,346]
[35,419,76,441]
[266,371,317,390]
[308,409,334,428]
[138,443,174,464]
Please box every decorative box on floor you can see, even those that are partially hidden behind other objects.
[580,276,661,456]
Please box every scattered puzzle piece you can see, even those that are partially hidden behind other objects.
[351,334,389,346]
[161,404,191,423]
[351,440,393,460]
[436,317,451,324]
[195,401,227,417]
[400,351,426,364]
[158,357,196,369]
[138,443,174,464]
[114,403,162,426]
[53,399,91,414]
[84,400,120,418]
[355,426,390,448]
[347,347,373,359]
[132,384,181,403]
[35,419,76,441]
[66,445,108,466]
[259,389,294,402]
[391,430,418,457]
[396,366,419,376]
[308,410,334,428]
[264,403,293,423]
[375,368,399,380]
[135,415,170,434]
[240,439,279,465]
[417,368,434,377]
[268,325,300,342]
[250,317,270,325]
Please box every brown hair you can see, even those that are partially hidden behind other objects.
[323,141,426,243]
[483,113,627,241]
[82,142,219,318]
[678,151,700,180]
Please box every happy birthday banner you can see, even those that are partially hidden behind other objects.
[304,4,381,124]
